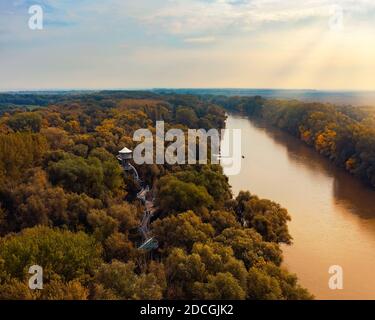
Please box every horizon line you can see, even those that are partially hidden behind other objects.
[2,87,375,94]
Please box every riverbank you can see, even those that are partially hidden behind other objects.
[224,114,375,299]
[211,95,375,190]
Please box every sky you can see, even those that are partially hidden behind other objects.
[1,0,375,91]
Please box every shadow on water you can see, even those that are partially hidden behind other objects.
[250,119,375,220]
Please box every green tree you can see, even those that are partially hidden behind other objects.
[0,132,47,180]
[107,203,139,232]
[203,210,240,234]
[0,226,102,281]
[7,112,42,132]
[215,227,283,268]
[247,263,313,300]
[40,280,89,300]
[175,165,232,204]
[104,232,136,262]
[41,127,73,150]
[92,260,165,300]
[165,248,206,299]
[157,175,214,213]
[87,209,119,241]
[175,107,199,128]
[235,193,292,244]
[0,279,37,300]
[193,272,246,300]
[48,153,123,198]
[153,211,214,251]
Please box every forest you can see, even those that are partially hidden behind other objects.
[0,91,311,300]
[208,95,375,188]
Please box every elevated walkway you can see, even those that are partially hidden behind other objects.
[117,147,158,251]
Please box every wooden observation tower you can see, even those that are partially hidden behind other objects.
[117,146,158,251]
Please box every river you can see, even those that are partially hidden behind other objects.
[224,114,375,300]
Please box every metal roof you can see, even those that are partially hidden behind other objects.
[138,237,158,250]
[119,147,132,154]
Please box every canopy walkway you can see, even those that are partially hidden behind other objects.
[118,147,158,251]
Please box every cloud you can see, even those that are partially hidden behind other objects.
[141,0,375,36]
[183,36,216,43]
[1,0,375,90]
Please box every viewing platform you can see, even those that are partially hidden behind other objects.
[118,146,158,252]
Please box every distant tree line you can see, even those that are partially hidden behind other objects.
[208,95,375,188]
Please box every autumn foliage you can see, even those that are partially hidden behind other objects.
[0,92,311,300]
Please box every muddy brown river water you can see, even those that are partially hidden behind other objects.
[224,114,375,299]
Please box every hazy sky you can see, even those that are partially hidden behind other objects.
[1,0,375,91]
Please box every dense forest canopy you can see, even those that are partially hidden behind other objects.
[0,91,311,300]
